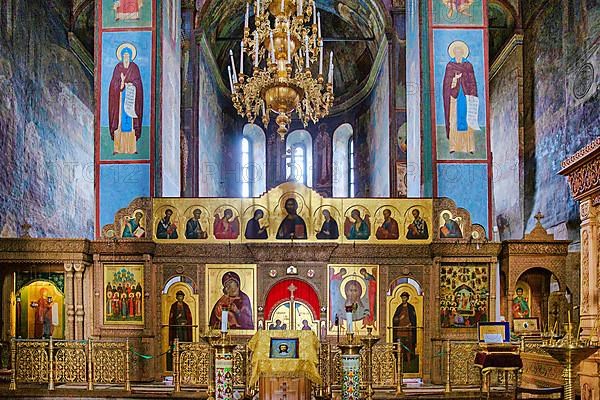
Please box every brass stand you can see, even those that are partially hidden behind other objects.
[9,338,15,391]
[213,332,237,400]
[360,327,380,400]
[395,342,404,396]
[444,340,451,393]
[338,333,363,400]
[48,337,55,391]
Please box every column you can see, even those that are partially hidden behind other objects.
[63,262,75,340]
[426,0,493,236]
[338,336,363,400]
[213,339,236,400]
[579,200,599,335]
[73,263,86,340]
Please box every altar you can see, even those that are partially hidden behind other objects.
[248,330,321,400]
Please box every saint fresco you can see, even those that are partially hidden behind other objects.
[405,208,429,240]
[245,208,269,239]
[213,207,240,239]
[439,210,463,238]
[122,209,145,238]
[276,198,307,239]
[344,208,371,240]
[101,0,152,28]
[375,208,400,240]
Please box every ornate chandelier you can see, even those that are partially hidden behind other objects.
[228,0,334,140]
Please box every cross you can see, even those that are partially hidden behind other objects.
[534,211,544,225]
[288,283,297,329]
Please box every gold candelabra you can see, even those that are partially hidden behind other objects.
[229,0,334,140]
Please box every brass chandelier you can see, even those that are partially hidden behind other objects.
[228,0,334,140]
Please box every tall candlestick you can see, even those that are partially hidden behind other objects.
[254,32,259,67]
[312,0,316,24]
[245,2,250,28]
[270,31,276,63]
[319,43,323,75]
[304,35,309,68]
[317,11,321,38]
[229,49,238,82]
[287,29,291,63]
[228,66,234,92]
[221,307,229,333]
[240,40,244,75]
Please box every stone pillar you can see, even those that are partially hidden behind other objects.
[63,262,75,340]
[579,200,599,334]
[73,263,86,340]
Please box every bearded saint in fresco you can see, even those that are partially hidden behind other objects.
[442,40,478,154]
[108,43,143,155]
[113,0,144,20]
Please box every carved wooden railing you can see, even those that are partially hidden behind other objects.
[9,337,130,391]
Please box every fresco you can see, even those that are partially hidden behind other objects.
[99,164,151,229]
[0,3,94,238]
[100,31,152,161]
[160,0,181,196]
[328,265,379,336]
[433,29,487,160]
[103,264,144,325]
[368,55,390,196]
[437,164,488,230]
[198,46,225,196]
[440,264,488,328]
[101,0,153,29]
[431,0,484,26]
[206,264,256,335]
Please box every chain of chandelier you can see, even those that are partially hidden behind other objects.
[227,0,335,140]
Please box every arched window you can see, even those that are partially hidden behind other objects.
[286,130,313,186]
[332,123,353,197]
[242,124,266,197]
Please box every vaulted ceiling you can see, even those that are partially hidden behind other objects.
[198,0,389,106]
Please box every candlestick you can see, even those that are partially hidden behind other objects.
[229,50,238,82]
[318,42,323,75]
[304,35,309,68]
[270,31,275,63]
[346,311,353,334]
[317,11,321,38]
[240,40,244,75]
[228,66,234,92]
[221,307,229,333]
[254,32,259,67]
[287,29,291,64]
[245,2,250,28]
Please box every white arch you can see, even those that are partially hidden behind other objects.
[286,130,313,187]
[242,124,266,196]
[332,123,354,197]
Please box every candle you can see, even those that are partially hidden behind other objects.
[287,29,291,64]
[346,310,353,334]
[269,31,275,63]
[240,40,244,75]
[318,42,323,75]
[245,2,250,28]
[228,66,235,92]
[229,49,238,82]
[317,11,321,38]
[257,0,261,17]
[262,100,266,116]
[303,35,308,68]
[298,0,302,15]
[328,50,333,84]
[254,32,259,67]
[281,0,285,13]
[312,0,316,24]
[221,307,229,333]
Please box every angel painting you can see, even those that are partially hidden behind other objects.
[442,0,474,18]
[213,208,240,239]
[344,209,371,240]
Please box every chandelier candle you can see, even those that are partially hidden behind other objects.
[240,41,244,75]
[229,49,237,82]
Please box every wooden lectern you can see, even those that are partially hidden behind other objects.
[247,331,321,400]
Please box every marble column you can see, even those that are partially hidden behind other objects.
[63,262,75,340]
[73,263,86,340]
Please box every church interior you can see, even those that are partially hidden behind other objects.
[0,0,599,398]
